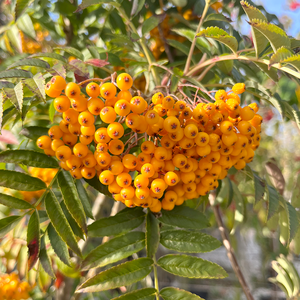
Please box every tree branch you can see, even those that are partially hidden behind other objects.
[209,192,255,300]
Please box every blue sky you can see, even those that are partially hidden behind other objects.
[253,0,300,38]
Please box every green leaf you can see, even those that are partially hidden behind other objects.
[197,26,238,53]
[88,207,145,237]
[160,287,204,300]
[169,0,187,7]
[81,231,145,270]
[7,58,50,70]
[30,52,67,63]
[45,191,82,258]
[281,54,300,73]
[74,0,120,12]
[84,175,111,197]
[0,69,32,79]
[0,150,58,168]
[27,210,40,270]
[249,19,290,52]
[3,87,22,111]
[265,160,285,195]
[159,206,210,230]
[49,100,55,123]
[226,177,234,207]
[142,16,160,36]
[231,182,244,234]
[241,0,268,57]
[131,0,145,17]
[54,47,84,61]
[76,258,153,293]
[0,193,33,209]
[7,25,22,53]
[205,13,232,23]
[23,73,46,102]
[57,171,87,235]
[15,0,34,20]
[39,235,55,278]
[20,126,48,141]
[266,185,280,221]
[254,174,265,204]
[146,211,159,258]
[0,216,23,238]
[17,14,36,39]
[291,173,300,208]
[170,74,180,93]
[166,39,190,56]
[111,288,156,300]
[0,170,46,191]
[0,81,14,89]
[269,47,293,67]
[285,200,299,242]
[14,81,23,112]
[253,62,278,82]
[47,223,71,266]
[75,180,94,220]
[0,92,3,133]
[160,230,221,253]
[157,254,227,279]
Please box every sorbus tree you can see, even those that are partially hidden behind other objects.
[0,1,300,300]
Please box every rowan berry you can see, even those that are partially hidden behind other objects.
[66,155,82,170]
[232,83,245,94]
[137,153,151,164]
[121,186,135,200]
[122,154,137,169]
[95,128,111,143]
[154,147,168,161]
[71,97,88,112]
[73,143,89,158]
[184,123,198,138]
[37,136,52,149]
[117,73,133,90]
[96,152,112,167]
[174,100,186,111]
[172,154,187,168]
[82,153,97,168]
[114,99,131,116]
[100,82,117,99]
[59,120,69,133]
[44,148,55,156]
[116,173,132,187]
[99,170,114,185]
[162,199,175,210]
[164,172,179,186]
[215,89,227,101]
[100,106,117,123]
[86,82,100,98]
[162,96,175,109]
[70,168,83,179]
[45,82,61,98]
[151,178,166,194]
[51,75,66,90]
[125,113,140,129]
[141,141,155,154]
[145,110,160,125]
[117,90,132,102]
[168,127,184,141]
[130,97,147,114]
[63,108,79,124]
[152,92,164,105]
[62,133,78,146]
[107,122,124,139]
[141,163,155,177]
[222,132,238,147]
[108,139,124,155]
[54,96,70,112]
[51,139,64,151]
[65,82,81,100]
[56,145,72,161]
[249,103,259,113]
[108,160,124,175]
[80,134,94,145]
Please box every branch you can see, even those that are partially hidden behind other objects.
[209,192,254,300]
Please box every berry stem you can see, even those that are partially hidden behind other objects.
[183,0,211,75]
[77,74,114,86]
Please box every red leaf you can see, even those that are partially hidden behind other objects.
[28,238,39,270]
[85,59,110,68]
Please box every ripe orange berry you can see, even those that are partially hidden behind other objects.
[70,168,83,179]
[80,134,94,145]
[44,148,55,156]
[238,120,252,135]
[164,116,180,133]
[48,126,63,140]
[107,122,124,139]
[108,160,124,175]
[115,99,131,116]
[141,141,155,154]
[154,147,168,161]
[71,97,88,112]
[96,152,112,167]
[45,82,61,98]
[150,200,162,212]
[54,96,71,112]
[117,73,133,91]
[222,132,238,147]
[63,108,79,124]
[62,133,78,146]
[36,135,51,149]
[141,163,155,177]
[145,110,159,125]
[87,98,104,115]
[108,139,124,155]
[174,100,186,111]
[130,96,147,114]
[95,128,111,143]
[249,103,259,113]
[240,106,255,121]
[116,172,132,187]
[78,111,95,126]
[86,82,100,98]
[65,82,81,100]
[152,92,164,105]
[162,199,175,210]
[59,120,69,133]
[51,139,64,151]
[51,76,66,90]
[125,113,140,129]
[151,178,166,194]
[162,96,175,109]
[134,174,149,189]
[220,120,234,134]
[135,187,150,200]
[215,89,227,101]
[117,90,132,102]
[121,186,135,200]
[83,153,97,168]
[81,125,95,137]
[81,167,96,179]
[100,106,116,123]
[68,123,81,136]
[232,83,245,94]
[56,145,72,161]
[73,143,89,158]
[122,154,137,169]
[164,172,179,186]
[66,155,82,170]
[100,82,117,99]
[172,154,187,168]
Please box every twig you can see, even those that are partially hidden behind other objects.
[197,63,216,82]
[183,0,211,75]
[209,192,255,300]
[77,74,114,86]
[157,24,174,63]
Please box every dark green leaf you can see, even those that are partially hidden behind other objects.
[57,171,87,234]
[77,258,153,293]
[159,206,210,230]
[160,230,221,253]
[160,287,204,300]
[47,223,71,266]
[75,180,94,220]
[111,288,156,300]
[0,69,32,79]
[27,210,40,270]
[0,81,14,89]
[157,254,227,279]
[20,126,48,141]
[0,193,33,209]
[227,177,234,207]
[88,207,145,237]
[142,16,160,36]
[45,191,82,258]
[7,58,50,70]
[0,150,58,168]
[0,170,46,191]
[146,211,159,258]
[84,175,111,196]
[39,235,55,278]
[81,231,145,270]
[131,0,145,17]
[254,174,265,204]
[0,216,23,238]
[15,0,34,20]
[266,185,280,221]
[54,47,84,61]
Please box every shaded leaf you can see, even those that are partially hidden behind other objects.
[0,193,33,209]
[160,287,204,300]
[74,0,120,12]
[69,59,89,77]
[23,73,46,102]
[27,210,40,270]
[0,92,3,132]
[131,0,145,17]
[0,170,46,191]
[197,26,238,53]
[88,207,145,237]
[20,126,48,141]
[0,215,23,238]
[0,150,58,168]
[81,231,145,270]
[0,81,14,89]
[7,25,22,53]
[159,206,210,230]
[85,58,109,69]
[14,81,23,112]
[291,173,300,208]
[230,182,244,234]
[0,69,32,79]
[157,254,227,279]
[205,13,232,23]
[254,174,265,204]
[45,191,82,257]
[39,235,55,278]
[47,223,70,266]
[142,16,161,36]
[54,47,84,60]
[160,230,221,253]
[77,258,153,293]
[112,288,156,300]
[15,0,34,20]
[84,175,111,196]
[57,171,87,234]
[269,47,293,67]
[146,211,159,258]
[75,180,94,220]
[7,58,50,70]
[266,160,285,195]
[17,14,36,39]
[266,185,280,221]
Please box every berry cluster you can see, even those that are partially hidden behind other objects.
[38,73,262,212]
[0,273,32,300]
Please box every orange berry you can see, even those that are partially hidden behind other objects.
[62,133,78,146]
[100,82,117,99]
[54,96,70,112]
[134,174,149,189]
[172,154,187,168]
[56,145,72,161]
[115,99,131,116]
[108,139,124,155]
[145,110,159,125]
[117,73,133,90]
[164,116,180,133]
[59,120,70,133]
[36,135,51,149]
[86,82,100,98]
[73,143,89,158]
[162,96,175,109]
[232,83,245,94]
[87,98,104,115]
[66,155,82,170]
[81,167,96,179]
[107,122,124,139]
[152,92,164,105]
[45,82,61,98]
[51,139,64,151]
[70,168,83,179]
[162,199,175,210]
[117,90,132,102]
[63,108,79,124]
[108,161,124,175]
[141,141,155,154]
[122,154,137,169]
[96,152,112,167]
[164,172,179,186]
[78,111,95,126]
[50,76,66,90]
[116,172,132,187]
[95,128,111,143]
[65,82,81,100]
[82,153,97,168]
[121,186,135,200]
[69,123,81,136]
[141,163,155,177]
[71,97,88,112]
[215,89,227,101]
[125,113,140,129]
